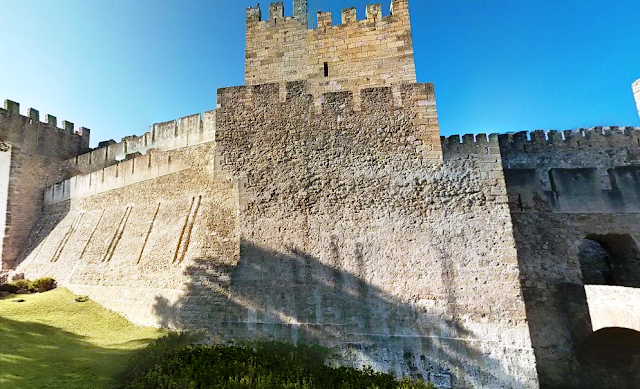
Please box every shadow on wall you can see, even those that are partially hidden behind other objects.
[153,240,532,389]
[519,234,640,389]
[13,200,71,270]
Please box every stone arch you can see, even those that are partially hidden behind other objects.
[578,234,640,288]
[565,234,640,363]
[577,327,640,368]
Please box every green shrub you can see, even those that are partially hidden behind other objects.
[118,331,203,388]
[32,277,57,291]
[10,279,34,292]
[125,342,436,389]
[0,283,19,293]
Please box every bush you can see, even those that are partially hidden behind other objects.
[125,342,436,389]
[11,279,34,292]
[32,277,57,291]
[1,277,57,293]
[118,331,203,388]
[0,283,19,293]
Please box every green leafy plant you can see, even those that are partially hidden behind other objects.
[10,279,34,292]
[118,331,203,388]
[125,342,436,389]
[32,277,57,291]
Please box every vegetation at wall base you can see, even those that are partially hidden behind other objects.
[126,342,436,389]
[0,276,57,293]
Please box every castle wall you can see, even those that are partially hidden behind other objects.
[245,1,416,108]
[0,100,90,269]
[16,80,539,388]
[64,110,216,177]
[492,129,640,388]
[16,142,240,327]
[212,81,538,388]
[45,150,190,205]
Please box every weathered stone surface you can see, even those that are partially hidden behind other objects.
[2,1,640,389]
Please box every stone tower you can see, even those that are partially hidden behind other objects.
[0,100,90,270]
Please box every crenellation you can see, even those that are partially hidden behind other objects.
[62,120,74,134]
[270,2,285,21]
[292,0,307,22]
[441,133,501,158]
[45,149,190,205]
[361,86,393,111]
[246,5,262,23]
[45,114,57,127]
[341,7,357,24]
[4,99,19,114]
[390,0,409,17]
[63,110,215,177]
[366,3,383,20]
[497,127,640,152]
[317,11,332,29]
[27,108,39,121]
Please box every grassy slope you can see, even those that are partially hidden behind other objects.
[0,288,164,389]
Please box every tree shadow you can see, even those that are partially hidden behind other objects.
[0,315,134,389]
[154,239,536,389]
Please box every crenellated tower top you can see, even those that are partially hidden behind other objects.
[245,0,416,106]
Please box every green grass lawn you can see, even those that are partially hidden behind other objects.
[0,288,164,389]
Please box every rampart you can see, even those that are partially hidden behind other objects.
[245,0,416,108]
[476,127,640,388]
[45,150,190,205]
[64,110,216,177]
[15,78,539,388]
[216,80,441,158]
[0,100,90,158]
[0,99,91,270]
[6,0,640,387]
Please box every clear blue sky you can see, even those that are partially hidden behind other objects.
[1,0,639,146]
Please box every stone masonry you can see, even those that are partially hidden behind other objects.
[3,1,640,388]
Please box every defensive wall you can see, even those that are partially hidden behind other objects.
[17,80,539,389]
[0,100,90,270]
[6,0,640,388]
[487,128,640,388]
[64,109,216,177]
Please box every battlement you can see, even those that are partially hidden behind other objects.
[245,0,416,96]
[248,0,409,29]
[66,110,216,176]
[45,149,190,205]
[498,127,640,152]
[443,127,640,156]
[0,99,90,157]
[246,0,307,25]
[217,80,434,113]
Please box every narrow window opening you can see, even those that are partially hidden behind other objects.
[324,62,329,77]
